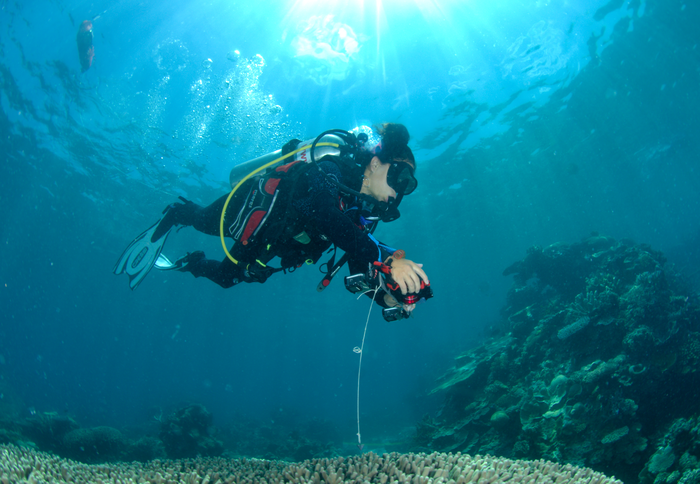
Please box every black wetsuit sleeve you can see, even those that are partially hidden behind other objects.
[304,161,382,265]
[310,191,381,263]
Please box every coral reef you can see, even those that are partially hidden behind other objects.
[221,415,339,461]
[62,426,126,463]
[638,415,700,484]
[128,436,167,463]
[159,404,224,459]
[0,402,338,464]
[13,413,166,463]
[419,236,700,483]
[18,412,79,454]
[0,443,622,483]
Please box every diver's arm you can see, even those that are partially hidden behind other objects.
[305,161,383,263]
[310,191,382,262]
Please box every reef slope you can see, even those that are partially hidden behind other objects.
[419,236,700,484]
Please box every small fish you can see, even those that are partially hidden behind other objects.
[76,20,94,72]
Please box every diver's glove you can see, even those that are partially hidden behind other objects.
[161,196,196,215]
[174,251,205,273]
[244,261,278,284]
[153,196,198,241]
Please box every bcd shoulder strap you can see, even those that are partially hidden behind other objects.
[226,158,313,250]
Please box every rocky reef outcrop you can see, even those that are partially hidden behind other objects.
[159,404,223,459]
[14,411,168,463]
[638,415,700,484]
[418,235,700,483]
[18,412,80,453]
[221,415,340,461]
[62,426,126,463]
[0,402,338,464]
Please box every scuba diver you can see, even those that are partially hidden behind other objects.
[114,123,431,319]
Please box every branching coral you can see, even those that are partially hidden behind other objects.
[0,444,623,484]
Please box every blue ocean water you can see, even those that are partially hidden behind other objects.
[0,0,698,454]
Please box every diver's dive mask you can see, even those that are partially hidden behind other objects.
[374,161,416,222]
[386,161,417,196]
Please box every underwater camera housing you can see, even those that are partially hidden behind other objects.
[344,270,433,322]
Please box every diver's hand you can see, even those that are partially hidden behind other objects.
[389,258,429,296]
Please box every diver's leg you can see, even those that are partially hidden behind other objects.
[157,190,250,239]
[152,194,225,240]
[153,197,200,240]
[179,252,249,288]
[188,194,230,236]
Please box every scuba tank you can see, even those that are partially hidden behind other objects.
[228,133,349,188]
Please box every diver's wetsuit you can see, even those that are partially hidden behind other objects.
[166,158,396,296]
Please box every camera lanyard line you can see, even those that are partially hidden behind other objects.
[353,288,379,452]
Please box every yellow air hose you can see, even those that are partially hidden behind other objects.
[219,142,339,265]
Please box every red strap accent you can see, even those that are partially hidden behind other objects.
[241,210,266,243]
[275,160,302,173]
[264,177,280,194]
[372,261,392,275]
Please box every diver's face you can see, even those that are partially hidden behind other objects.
[361,157,396,203]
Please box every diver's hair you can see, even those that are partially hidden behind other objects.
[359,123,416,170]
